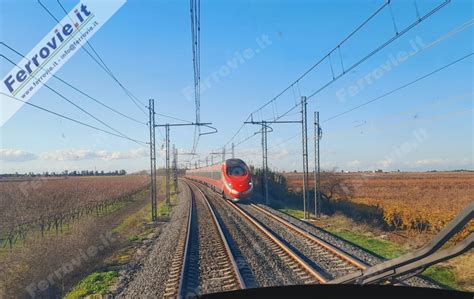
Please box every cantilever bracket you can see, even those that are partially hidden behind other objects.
[199,124,218,136]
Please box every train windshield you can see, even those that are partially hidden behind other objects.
[227,166,247,176]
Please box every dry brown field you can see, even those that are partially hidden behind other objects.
[283,172,473,233]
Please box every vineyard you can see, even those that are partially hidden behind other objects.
[283,172,474,235]
[0,176,149,248]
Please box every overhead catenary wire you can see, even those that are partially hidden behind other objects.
[217,0,391,150]
[0,42,192,132]
[55,0,148,114]
[37,0,148,116]
[0,91,148,145]
[234,52,472,158]
[1,54,144,146]
[249,0,390,118]
[0,42,148,126]
[190,0,202,156]
[289,53,473,139]
[281,0,453,118]
[322,52,474,123]
[220,0,452,151]
[156,113,194,124]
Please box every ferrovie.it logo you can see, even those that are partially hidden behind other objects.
[0,0,126,127]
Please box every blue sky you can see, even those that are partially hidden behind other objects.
[0,0,472,173]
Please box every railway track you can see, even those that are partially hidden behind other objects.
[190,180,370,283]
[239,203,368,279]
[225,197,328,284]
[162,181,245,298]
[161,184,193,298]
[189,180,328,284]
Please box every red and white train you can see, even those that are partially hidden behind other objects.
[185,158,253,202]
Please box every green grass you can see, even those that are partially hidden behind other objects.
[113,202,151,234]
[327,229,409,259]
[278,208,309,220]
[324,228,460,288]
[64,271,118,299]
[328,227,461,289]
[127,235,144,242]
[157,201,172,218]
[422,265,460,290]
[156,186,178,220]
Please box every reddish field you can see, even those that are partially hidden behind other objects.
[283,172,473,233]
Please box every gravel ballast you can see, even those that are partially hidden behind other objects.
[204,187,308,287]
[184,183,242,295]
[238,203,359,279]
[117,184,191,298]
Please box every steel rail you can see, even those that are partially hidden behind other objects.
[249,203,368,270]
[176,184,194,298]
[162,183,193,298]
[222,197,328,283]
[192,183,247,289]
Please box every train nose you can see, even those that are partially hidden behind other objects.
[232,180,251,192]
[233,183,245,192]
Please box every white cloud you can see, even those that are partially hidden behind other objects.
[347,160,361,168]
[321,162,339,171]
[238,148,261,156]
[104,148,148,160]
[412,158,446,166]
[40,148,148,161]
[0,149,37,162]
[40,149,97,161]
[410,158,472,167]
[377,159,393,169]
[270,149,291,159]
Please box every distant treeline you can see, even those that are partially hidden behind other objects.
[0,169,128,177]
[1,167,190,178]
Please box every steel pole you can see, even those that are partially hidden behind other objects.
[262,121,269,205]
[316,112,321,218]
[301,96,309,219]
[172,144,178,193]
[165,124,170,205]
[314,111,321,218]
[149,99,157,221]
